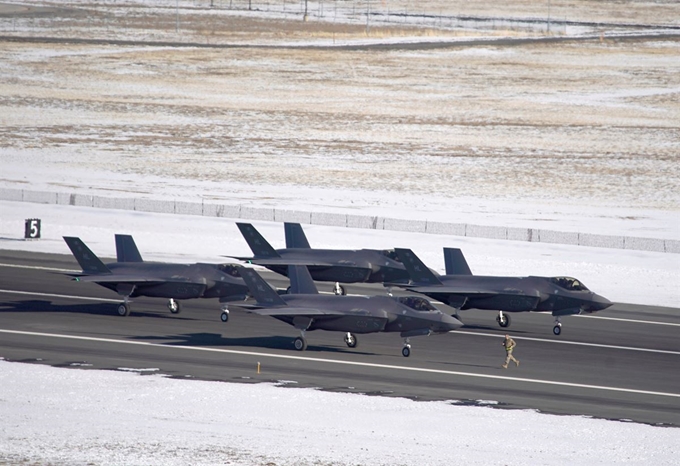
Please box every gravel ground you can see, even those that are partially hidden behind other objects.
[1,1,678,230]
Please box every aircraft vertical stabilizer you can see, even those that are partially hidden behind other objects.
[115,234,144,263]
[236,223,281,258]
[394,248,443,285]
[239,267,287,306]
[443,248,472,275]
[288,265,319,294]
[63,237,112,274]
[284,223,312,249]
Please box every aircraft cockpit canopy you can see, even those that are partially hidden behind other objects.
[550,277,589,291]
[395,296,437,311]
[380,249,401,262]
[218,264,242,277]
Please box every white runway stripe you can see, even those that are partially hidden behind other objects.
[1,328,679,399]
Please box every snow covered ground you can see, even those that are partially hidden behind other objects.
[1,200,679,464]
[1,200,680,464]
[1,200,679,307]
[2,359,679,466]
[1,2,679,463]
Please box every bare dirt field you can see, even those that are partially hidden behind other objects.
[1,1,679,234]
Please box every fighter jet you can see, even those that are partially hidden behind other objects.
[231,222,410,295]
[390,248,612,335]
[227,264,462,357]
[63,235,248,317]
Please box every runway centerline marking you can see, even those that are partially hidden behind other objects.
[1,288,678,355]
[1,280,679,328]
[0,262,78,273]
[451,331,680,356]
[0,289,121,303]
[575,314,680,327]
[1,328,678,399]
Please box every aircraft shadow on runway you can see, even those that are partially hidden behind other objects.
[0,299,195,321]
[456,323,532,335]
[130,332,376,355]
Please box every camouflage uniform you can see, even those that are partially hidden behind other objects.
[502,335,519,368]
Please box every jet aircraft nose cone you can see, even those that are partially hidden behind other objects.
[441,313,464,331]
[592,293,613,311]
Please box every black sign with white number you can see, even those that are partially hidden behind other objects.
[24,218,41,239]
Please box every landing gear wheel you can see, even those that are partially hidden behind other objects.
[496,313,511,328]
[220,311,229,323]
[553,324,562,336]
[402,345,411,358]
[333,283,346,296]
[344,333,358,348]
[168,299,181,314]
[117,303,130,317]
[286,286,292,294]
[294,337,307,351]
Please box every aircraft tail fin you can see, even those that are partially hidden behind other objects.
[394,249,443,285]
[238,267,287,306]
[236,223,281,258]
[443,248,472,275]
[115,234,144,262]
[284,223,311,249]
[288,265,319,294]
[63,237,112,274]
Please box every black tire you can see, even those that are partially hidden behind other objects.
[117,303,130,317]
[294,337,307,351]
[402,346,411,357]
[345,333,358,348]
[333,284,346,296]
[497,313,511,328]
[553,325,562,336]
[220,312,229,323]
[168,300,181,314]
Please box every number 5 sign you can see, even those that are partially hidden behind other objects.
[24,218,41,239]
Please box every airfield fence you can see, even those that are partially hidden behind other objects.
[0,0,567,37]
[2,187,678,254]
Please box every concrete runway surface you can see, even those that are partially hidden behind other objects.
[1,249,678,426]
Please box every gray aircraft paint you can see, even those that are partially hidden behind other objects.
[63,235,249,316]
[228,264,462,356]
[392,248,612,335]
[231,223,410,285]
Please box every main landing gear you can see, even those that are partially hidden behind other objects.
[167,298,181,314]
[293,332,359,352]
[496,311,511,328]
[294,331,308,351]
[117,300,131,316]
[333,282,346,296]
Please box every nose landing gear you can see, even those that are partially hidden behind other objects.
[553,317,562,335]
[496,311,511,328]
[333,282,346,296]
[344,332,358,348]
[167,298,181,314]
[402,338,412,357]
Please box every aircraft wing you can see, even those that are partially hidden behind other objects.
[73,274,203,286]
[233,305,348,317]
[227,257,350,268]
[402,285,500,298]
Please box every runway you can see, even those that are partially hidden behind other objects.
[1,249,678,426]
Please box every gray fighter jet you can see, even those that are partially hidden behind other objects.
[227,264,462,357]
[231,222,410,295]
[63,235,248,317]
[390,248,612,335]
